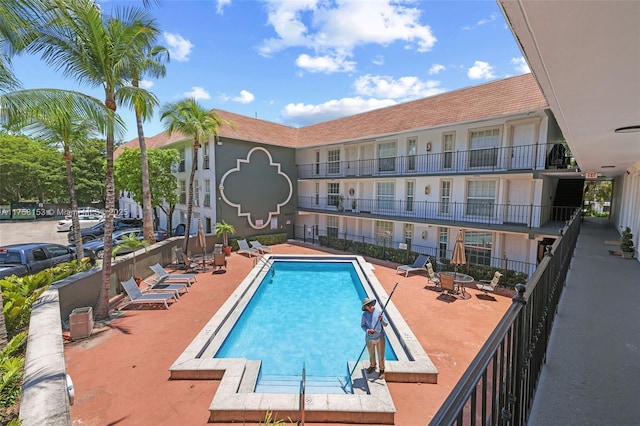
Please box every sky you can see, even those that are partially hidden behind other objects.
[11,0,530,143]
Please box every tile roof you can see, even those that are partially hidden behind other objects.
[117,73,546,153]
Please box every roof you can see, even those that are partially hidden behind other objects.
[118,73,547,153]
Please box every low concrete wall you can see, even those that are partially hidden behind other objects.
[19,289,70,426]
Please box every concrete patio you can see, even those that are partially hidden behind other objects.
[64,243,515,425]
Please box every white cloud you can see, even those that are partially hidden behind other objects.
[511,56,530,73]
[183,86,211,100]
[296,54,356,73]
[429,64,445,75]
[163,32,193,62]
[258,0,436,73]
[463,13,498,30]
[228,90,255,104]
[139,79,154,89]
[353,74,445,100]
[282,97,397,126]
[467,61,495,80]
[372,55,385,66]
[216,0,231,14]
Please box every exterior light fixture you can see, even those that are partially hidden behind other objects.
[614,125,640,133]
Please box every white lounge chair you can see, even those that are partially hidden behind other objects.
[149,263,197,286]
[426,262,440,286]
[396,254,430,277]
[120,277,177,310]
[237,239,259,257]
[250,240,272,254]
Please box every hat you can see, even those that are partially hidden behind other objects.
[362,297,376,311]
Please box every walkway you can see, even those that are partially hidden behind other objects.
[528,218,640,425]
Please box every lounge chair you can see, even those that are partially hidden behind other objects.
[237,239,259,257]
[250,240,272,254]
[440,273,458,296]
[476,271,503,295]
[149,263,197,286]
[426,262,440,286]
[120,277,177,310]
[396,254,430,277]
[174,247,198,272]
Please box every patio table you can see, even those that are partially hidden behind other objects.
[439,271,474,297]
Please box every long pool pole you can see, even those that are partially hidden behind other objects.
[345,281,399,388]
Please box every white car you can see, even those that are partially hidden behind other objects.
[56,212,104,232]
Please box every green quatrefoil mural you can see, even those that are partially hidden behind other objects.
[219,147,293,230]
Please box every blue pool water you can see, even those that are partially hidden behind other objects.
[215,261,397,385]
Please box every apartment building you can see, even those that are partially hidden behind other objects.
[118,73,582,276]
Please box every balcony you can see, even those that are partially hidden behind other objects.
[297,144,576,179]
[299,196,575,230]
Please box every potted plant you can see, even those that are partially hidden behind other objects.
[112,233,150,285]
[351,198,357,212]
[215,221,236,255]
[620,227,635,259]
[335,194,344,212]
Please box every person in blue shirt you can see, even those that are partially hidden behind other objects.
[361,297,388,379]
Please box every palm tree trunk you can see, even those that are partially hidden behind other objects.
[0,292,7,349]
[65,147,85,260]
[96,95,117,321]
[182,142,199,253]
[136,112,156,244]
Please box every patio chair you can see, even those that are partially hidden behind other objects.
[250,240,272,254]
[213,252,227,271]
[174,247,198,272]
[396,254,430,277]
[440,273,458,296]
[426,262,440,286]
[237,239,259,257]
[213,243,223,254]
[120,277,178,310]
[476,271,503,295]
[149,263,197,287]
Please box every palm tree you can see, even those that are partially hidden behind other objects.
[25,0,162,320]
[119,45,169,244]
[160,99,233,253]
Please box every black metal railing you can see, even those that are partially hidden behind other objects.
[297,143,576,179]
[428,208,581,425]
[298,196,576,229]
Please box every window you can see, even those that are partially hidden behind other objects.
[440,180,452,215]
[375,220,393,247]
[466,180,496,217]
[315,182,320,206]
[194,180,200,207]
[327,216,339,238]
[376,182,395,212]
[442,132,455,169]
[204,179,211,207]
[404,223,413,245]
[405,180,415,213]
[464,231,492,265]
[407,137,417,171]
[178,148,185,172]
[469,127,500,168]
[378,141,396,172]
[439,227,448,259]
[315,151,320,175]
[328,182,340,208]
[203,142,210,169]
[179,180,186,204]
[327,149,340,175]
[47,245,69,257]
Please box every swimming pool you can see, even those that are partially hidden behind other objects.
[170,254,438,423]
[214,261,397,392]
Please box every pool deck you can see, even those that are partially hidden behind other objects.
[64,242,515,425]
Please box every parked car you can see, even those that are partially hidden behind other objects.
[56,211,104,232]
[67,218,143,243]
[0,243,85,279]
[81,228,168,260]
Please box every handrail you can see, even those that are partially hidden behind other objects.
[299,365,306,425]
[429,209,581,425]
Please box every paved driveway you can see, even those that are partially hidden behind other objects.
[0,219,70,246]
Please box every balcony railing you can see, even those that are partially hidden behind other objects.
[297,143,576,179]
[298,196,576,229]
[429,209,581,425]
